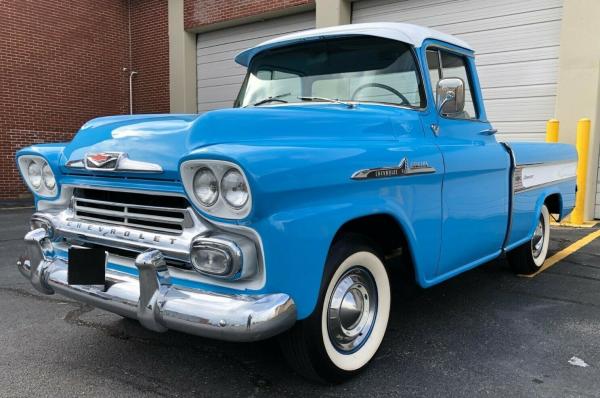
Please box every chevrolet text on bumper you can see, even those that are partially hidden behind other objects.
[15,22,578,383]
[17,227,296,341]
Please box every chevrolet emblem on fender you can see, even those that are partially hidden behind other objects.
[351,157,436,180]
[66,152,163,173]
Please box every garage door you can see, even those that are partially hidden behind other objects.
[196,12,315,113]
[352,0,563,141]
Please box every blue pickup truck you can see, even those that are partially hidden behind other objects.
[16,23,577,382]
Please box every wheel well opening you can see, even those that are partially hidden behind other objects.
[332,214,415,279]
[544,193,562,219]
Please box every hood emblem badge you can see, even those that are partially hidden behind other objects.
[351,157,436,180]
[86,152,121,170]
[66,152,163,173]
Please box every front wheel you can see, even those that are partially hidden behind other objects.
[507,204,551,274]
[279,235,391,383]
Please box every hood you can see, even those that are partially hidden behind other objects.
[61,104,415,180]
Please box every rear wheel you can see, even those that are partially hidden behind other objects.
[507,204,550,274]
[279,234,391,383]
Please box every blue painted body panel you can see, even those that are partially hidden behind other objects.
[504,142,577,251]
[15,37,578,320]
[508,142,577,166]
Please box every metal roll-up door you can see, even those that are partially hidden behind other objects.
[196,12,315,113]
[352,0,563,141]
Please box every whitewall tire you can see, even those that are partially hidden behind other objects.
[321,251,390,371]
[280,234,391,383]
[508,204,551,274]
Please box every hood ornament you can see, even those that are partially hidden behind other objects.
[66,152,163,173]
[351,157,436,180]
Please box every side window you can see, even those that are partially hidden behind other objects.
[426,49,441,101]
[439,50,477,119]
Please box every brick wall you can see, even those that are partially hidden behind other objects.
[184,0,314,30]
[130,0,170,114]
[0,0,170,200]
[1,0,310,201]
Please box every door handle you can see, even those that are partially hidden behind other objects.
[430,124,440,136]
[479,128,498,136]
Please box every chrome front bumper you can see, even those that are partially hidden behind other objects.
[17,228,296,342]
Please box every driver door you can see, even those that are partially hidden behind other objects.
[425,46,510,278]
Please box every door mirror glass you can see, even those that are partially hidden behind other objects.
[436,77,465,116]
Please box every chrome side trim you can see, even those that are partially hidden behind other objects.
[514,159,576,168]
[513,160,577,193]
[351,157,436,180]
[17,234,296,342]
[514,176,577,194]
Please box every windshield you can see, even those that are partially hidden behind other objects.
[235,36,425,108]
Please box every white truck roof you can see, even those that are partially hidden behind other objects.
[235,22,473,67]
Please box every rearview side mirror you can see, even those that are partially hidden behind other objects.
[436,78,465,116]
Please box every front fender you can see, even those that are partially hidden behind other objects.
[180,138,443,319]
[15,143,68,201]
[251,184,441,320]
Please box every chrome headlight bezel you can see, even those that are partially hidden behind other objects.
[181,160,252,219]
[17,155,58,198]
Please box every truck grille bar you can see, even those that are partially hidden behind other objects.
[72,188,192,235]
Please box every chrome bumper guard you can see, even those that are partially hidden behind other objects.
[17,228,296,342]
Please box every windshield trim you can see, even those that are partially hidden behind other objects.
[237,100,427,112]
[234,36,427,110]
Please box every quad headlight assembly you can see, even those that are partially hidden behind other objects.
[181,160,252,219]
[17,155,58,197]
[181,160,256,279]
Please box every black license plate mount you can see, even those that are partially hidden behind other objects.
[68,247,107,285]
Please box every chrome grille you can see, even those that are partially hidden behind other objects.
[72,188,191,235]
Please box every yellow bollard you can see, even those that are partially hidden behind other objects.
[546,119,559,143]
[572,118,591,225]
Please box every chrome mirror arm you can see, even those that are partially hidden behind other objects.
[437,91,456,114]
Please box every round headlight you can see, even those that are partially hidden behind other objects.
[221,168,249,209]
[42,164,56,190]
[193,167,219,206]
[27,161,42,189]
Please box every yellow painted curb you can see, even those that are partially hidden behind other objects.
[520,228,600,278]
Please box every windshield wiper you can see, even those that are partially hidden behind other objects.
[248,92,291,107]
[298,96,355,108]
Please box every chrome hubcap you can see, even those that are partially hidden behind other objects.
[532,215,545,259]
[327,267,377,353]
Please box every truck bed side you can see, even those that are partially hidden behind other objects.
[504,142,577,252]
